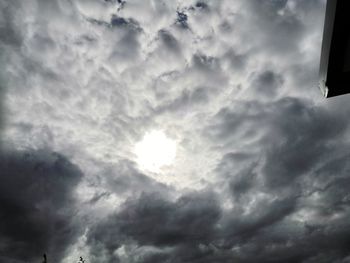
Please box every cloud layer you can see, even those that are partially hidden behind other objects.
[2,0,350,262]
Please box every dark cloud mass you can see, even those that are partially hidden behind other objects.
[0,149,83,262]
[2,0,350,262]
[87,191,221,263]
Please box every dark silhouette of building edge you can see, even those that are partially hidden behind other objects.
[319,0,350,97]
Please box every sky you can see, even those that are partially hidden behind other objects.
[1,0,350,262]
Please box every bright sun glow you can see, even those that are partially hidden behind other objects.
[135,130,177,172]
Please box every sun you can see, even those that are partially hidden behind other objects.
[134,130,177,172]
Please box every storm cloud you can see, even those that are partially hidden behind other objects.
[0,149,83,262]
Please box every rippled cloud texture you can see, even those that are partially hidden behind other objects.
[2,0,350,262]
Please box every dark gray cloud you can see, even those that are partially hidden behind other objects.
[0,1,23,47]
[201,96,350,262]
[157,29,181,53]
[0,149,83,262]
[86,172,350,262]
[87,190,221,262]
[250,70,284,97]
[208,96,349,192]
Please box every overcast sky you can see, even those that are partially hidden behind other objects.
[2,0,350,262]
